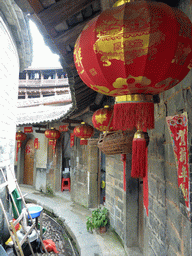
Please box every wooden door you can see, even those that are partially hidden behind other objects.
[23,139,34,185]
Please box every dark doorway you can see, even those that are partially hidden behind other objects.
[100,151,106,205]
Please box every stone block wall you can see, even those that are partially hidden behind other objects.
[71,137,89,207]
[105,154,125,240]
[146,70,192,254]
[71,138,99,208]
[46,136,62,193]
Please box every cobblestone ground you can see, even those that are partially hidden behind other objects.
[38,213,79,256]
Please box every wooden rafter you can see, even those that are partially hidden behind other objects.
[38,0,97,27]
[27,0,44,13]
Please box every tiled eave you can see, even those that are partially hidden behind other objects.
[16,104,73,126]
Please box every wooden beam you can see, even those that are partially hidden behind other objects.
[62,119,82,124]
[38,0,97,27]
[27,0,44,14]
[70,106,91,119]
[54,10,100,43]
[50,18,86,44]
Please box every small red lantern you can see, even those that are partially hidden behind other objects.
[45,128,60,153]
[92,105,114,132]
[74,0,192,178]
[16,131,27,162]
[73,122,94,145]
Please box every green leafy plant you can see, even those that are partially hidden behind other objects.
[86,207,109,232]
[46,184,54,196]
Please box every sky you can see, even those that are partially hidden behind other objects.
[29,20,62,68]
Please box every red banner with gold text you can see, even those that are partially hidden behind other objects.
[166,112,189,211]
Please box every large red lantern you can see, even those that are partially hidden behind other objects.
[92,105,114,132]
[73,122,94,145]
[74,0,192,178]
[45,128,60,153]
[16,131,27,162]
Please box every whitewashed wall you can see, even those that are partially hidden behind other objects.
[0,14,19,242]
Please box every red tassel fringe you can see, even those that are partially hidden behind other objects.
[113,102,154,131]
[131,138,147,178]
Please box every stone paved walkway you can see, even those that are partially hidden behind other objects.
[20,185,126,256]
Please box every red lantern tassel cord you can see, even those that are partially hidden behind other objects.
[113,102,154,131]
[131,137,147,179]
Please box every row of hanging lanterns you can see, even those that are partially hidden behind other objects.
[73,0,192,178]
[15,128,61,159]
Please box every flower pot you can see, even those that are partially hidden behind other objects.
[99,226,107,234]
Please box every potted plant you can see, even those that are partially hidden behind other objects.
[86,207,109,233]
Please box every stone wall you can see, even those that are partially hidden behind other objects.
[71,137,89,207]
[144,1,192,254]
[146,80,192,255]
[71,137,99,208]
[46,135,62,193]
[105,154,125,240]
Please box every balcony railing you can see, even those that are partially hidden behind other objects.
[17,93,72,108]
[19,78,69,87]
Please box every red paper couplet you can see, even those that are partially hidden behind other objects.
[166,113,189,211]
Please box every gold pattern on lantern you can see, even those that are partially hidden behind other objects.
[155,77,179,89]
[90,84,110,94]
[113,0,131,7]
[116,94,153,103]
[89,68,97,76]
[90,85,131,96]
[93,5,165,66]
[74,46,82,67]
[187,59,192,69]
[94,31,165,66]
[171,42,191,65]
[95,113,107,124]
[113,75,151,89]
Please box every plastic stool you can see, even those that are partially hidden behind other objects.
[61,178,70,192]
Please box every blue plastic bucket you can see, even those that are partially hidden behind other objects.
[27,205,43,219]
